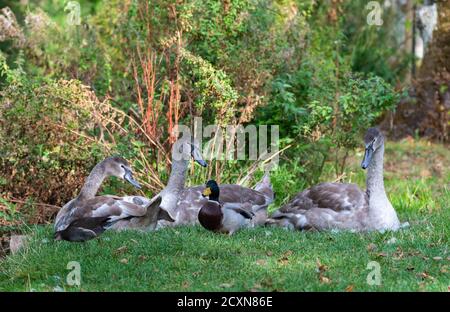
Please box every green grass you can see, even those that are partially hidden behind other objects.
[0,139,449,291]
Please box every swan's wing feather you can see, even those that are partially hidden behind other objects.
[279,183,367,213]
[59,226,98,242]
[87,196,147,220]
[219,185,272,207]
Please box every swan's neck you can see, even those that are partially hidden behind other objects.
[161,158,188,212]
[366,144,399,229]
[366,144,386,198]
[77,163,106,201]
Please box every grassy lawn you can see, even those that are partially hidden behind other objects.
[0,138,449,291]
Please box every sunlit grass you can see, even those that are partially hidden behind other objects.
[0,138,448,291]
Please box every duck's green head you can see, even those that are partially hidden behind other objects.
[202,180,220,201]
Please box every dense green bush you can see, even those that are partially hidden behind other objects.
[0,53,108,221]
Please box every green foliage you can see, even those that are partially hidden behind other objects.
[256,1,402,180]
[182,49,239,125]
[301,73,400,149]
[341,1,412,84]
[0,55,107,217]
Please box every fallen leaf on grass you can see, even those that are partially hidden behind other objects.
[219,283,233,288]
[283,250,293,257]
[345,285,354,292]
[119,258,128,264]
[376,252,387,258]
[266,251,273,257]
[432,256,443,261]
[316,259,331,284]
[316,259,329,273]
[138,255,148,261]
[393,247,404,260]
[182,281,190,289]
[319,275,331,284]
[250,283,262,292]
[256,259,267,266]
[386,237,397,244]
[417,272,434,280]
[367,243,377,252]
[277,250,293,265]
[114,246,128,255]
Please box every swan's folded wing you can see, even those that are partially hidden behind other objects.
[88,196,147,220]
[279,182,367,214]
[219,185,270,206]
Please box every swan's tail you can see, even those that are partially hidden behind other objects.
[253,172,274,202]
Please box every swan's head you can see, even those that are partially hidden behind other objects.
[361,128,384,170]
[104,156,141,188]
[172,136,208,167]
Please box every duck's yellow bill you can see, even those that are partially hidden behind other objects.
[202,187,212,196]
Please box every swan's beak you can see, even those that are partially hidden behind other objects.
[191,147,207,167]
[361,146,374,170]
[124,170,141,189]
[195,159,208,167]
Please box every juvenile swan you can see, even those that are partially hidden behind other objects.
[54,157,165,241]
[267,128,400,232]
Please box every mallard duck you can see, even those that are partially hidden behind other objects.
[267,128,400,232]
[54,156,171,242]
[157,137,274,227]
[198,180,255,235]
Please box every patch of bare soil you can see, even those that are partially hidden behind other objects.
[383,137,449,179]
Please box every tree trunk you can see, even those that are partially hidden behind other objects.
[386,0,450,142]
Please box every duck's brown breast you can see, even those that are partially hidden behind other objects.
[198,201,223,232]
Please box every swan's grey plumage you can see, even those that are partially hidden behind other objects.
[54,157,170,241]
[267,128,400,232]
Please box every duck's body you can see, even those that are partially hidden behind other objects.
[198,180,255,234]
[267,128,400,232]
[54,157,168,242]
[156,137,274,228]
